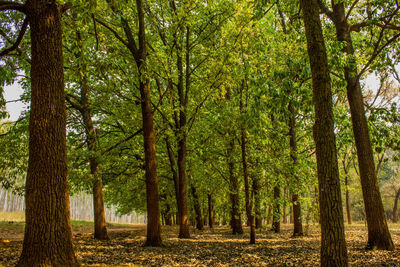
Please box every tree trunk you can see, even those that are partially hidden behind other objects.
[100,0,162,245]
[165,137,180,223]
[191,183,204,230]
[93,177,108,239]
[290,204,294,224]
[79,74,109,240]
[135,0,162,246]
[241,128,253,228]
[331,2,394,251]
[289,99,303,236]
[175,25,190,239]
[252,176,262,229]
[283,202,287,224]
[392,188,400,223]
[163,194,173,226]
[272,185,280,233]
[267,205,272,225]
[68,28,109,240]
[301,0,348,265]
[17,1,79,265]
[140,78,162,246]
[208,194,214,228]
[228,138,243,235]
[342,159,352,225]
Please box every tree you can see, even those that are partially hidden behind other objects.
[0,0,79,265]
[64,24,109,240]
[318,0,397,250]
[94,0,162,246]
[301,0,348,265]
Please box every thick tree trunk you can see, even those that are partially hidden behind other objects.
[272,185,280,233]
[208,194,214,228]
[191,183,204,230]
[288,99,303,236]
[392,188,400,223]
[17,1,79,265]
[331,2,394,251]
[301,0,348,265]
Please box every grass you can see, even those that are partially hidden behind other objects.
[0,211,134,234]
[0,211,25,222]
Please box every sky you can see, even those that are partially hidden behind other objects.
[3,75,383,122]
[4,82,26,121]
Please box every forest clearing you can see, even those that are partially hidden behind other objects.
[1,0,400,266]
[1,220,400,266]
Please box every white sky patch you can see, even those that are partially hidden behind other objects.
[3,82,26,121]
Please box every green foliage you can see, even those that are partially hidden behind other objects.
[0,0,399,224]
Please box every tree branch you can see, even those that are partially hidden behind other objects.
[65,93,83,112]
[120,17,139,59]
[345,0,359,20]
[0,17,28,58]
[358,32,400,79]
[317,0,334,22]
[101,128,143,156]
[94,17,128,47]
[351,21,400,32]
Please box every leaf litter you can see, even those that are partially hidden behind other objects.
[1,224,400,266]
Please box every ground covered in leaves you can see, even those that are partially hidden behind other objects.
[1,221,400,266]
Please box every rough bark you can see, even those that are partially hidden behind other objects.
[330,2,394,250]
[17,0,79,265]
[208,194,215,228]
[392,188,400,223]
[191,183,204,230]
[301,0,348,265]
[288,99,303,236]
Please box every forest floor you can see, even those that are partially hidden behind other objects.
[1,220,400,266]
